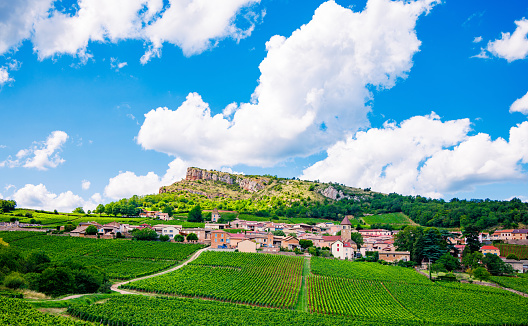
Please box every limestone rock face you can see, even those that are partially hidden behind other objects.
[176,167,267,193]
[321,186,348,201]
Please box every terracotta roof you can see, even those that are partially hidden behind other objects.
[340,216,352,225]
[227,233,246,238]
[512,229,528,234]
[322,236,341,241]
[481,245,499,250]
[494,229,514,233]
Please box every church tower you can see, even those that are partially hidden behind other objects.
[341,215,352,242]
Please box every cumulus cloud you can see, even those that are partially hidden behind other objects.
[0,131,68,170]
[487,18,528,62]
[0,0,53,55]
[104,158,188,200]
[510,91,528,115]
[81,180,91,190]
[0,0,259,62]
[301,114,528,198]
[10,183,100,212]
[473,36,483,43]
[137,0,439,167]
[0,67,13,86]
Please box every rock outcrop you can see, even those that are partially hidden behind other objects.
[321,186,348,201]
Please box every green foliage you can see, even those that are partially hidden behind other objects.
[491,274,528,294]
[123,251,303,309]
[0,199,16,212]
[362,213,413,226]
[186,233,198,241]
[462,251,483,269]
[0,296,90,325]
[131,228,158,241]
[72,207,85,214]
[187,205,203,222]
[350,232,364,249]
[3,272,26,289]
[435,253,460,272]
[174,234,184,242]
[506,253,520,260]
[472,267,491,281]
[299,239,313,249]
[482,253,514,276]
[64,223,76,232]
[159,235,170,242]
[272,230,285,236]
[85,225,98,235]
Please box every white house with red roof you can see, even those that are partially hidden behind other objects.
[331,216,358,259]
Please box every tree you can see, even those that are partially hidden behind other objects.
[431,262,448,274]
[72,207,85,214]
[25,251,51,273]
[104,203,114,216]
[39,266,75,297]
[188,205,203,223]
[462,251,483,269]
[462,225,481,254]
[394,226,423,253]
[288,233,297,237]
[299,239,313,249]
[435,252,461,272]
[473,267,491,281]
[482,253,514,276]
[131,228,158,241]
[3,272,26,289]
[0,199,16,212]
[95,204,105,216]
[159,235,170,242]
[174,234,184,242]
[162,205,174,217]
[350,232,364,249]
[186,233,198,241]
[64,223,76,232]
[272,230,285,236]
[85,225,98,235]
[506,253,519,260]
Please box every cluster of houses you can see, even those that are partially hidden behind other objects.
[138,210,171,221]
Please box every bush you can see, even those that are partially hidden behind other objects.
[85,225,98,235]
[506,253,520,260]
[159,235,170,242]
[132,228,158,241]
[3,272,26,289]
[64,224,76,232]
[174,234,184,242]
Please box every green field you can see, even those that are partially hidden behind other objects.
[122,251,303,308]
[0,296,91,325]
[311,257,430,284]
[491,274,528,294]
[4,232,203,279]
[67,295,430,326]
[496,243,528,259]
[362,213,414,226]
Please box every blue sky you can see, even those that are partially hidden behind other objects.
[0,0,527,212]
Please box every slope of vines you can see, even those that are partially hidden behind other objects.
[123,251,303,308]
[311,257,430,284]
[0,297,91,325]
[67,295,434,326]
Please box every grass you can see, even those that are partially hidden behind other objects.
[28,293,119,309]
[362,213,415,226]
[295,257,310,312]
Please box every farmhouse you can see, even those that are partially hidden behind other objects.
[481,245,500,256]
[210,230,230,248]
[378,251,411,262]
[237,239,257,253]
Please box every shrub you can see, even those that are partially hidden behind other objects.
[4,272,26,289]
[159,235,170,242]
[506,253,519,260]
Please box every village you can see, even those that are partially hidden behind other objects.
[3,207,516,273]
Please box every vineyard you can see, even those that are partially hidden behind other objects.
[362,213,414,226]
[308,275,416,322]
[310,256,430,284]
[491,274,528,294]
[5,233,203,279]
[0,297,91,325]
[496,243,528,259]
[384,281,528,325]
[122,251,303,308]
[67,295,433,326]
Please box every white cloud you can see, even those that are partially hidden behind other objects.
[473,36,483,43]
[17,0,259,62]
[11,184,87,212]
[301,114,528,198]
[470,47,489,59]
[0,0,53,55]
[81,180,91,190]
[110,57,127,71]
[0,131,69,170]
[510,91,528,115]
[0,67,14,86]
[137,0,439,168]
[104,158,188,200]
[487,18,528,62]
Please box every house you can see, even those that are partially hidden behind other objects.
[280,236,300,250]
[454,244,465,261]
[227,233,247,248]
[481,245,500,256]
[211,208,221,223]
[359,229,392,237]
[318,236,341,248]
[238,239,257,253]
[161,226,182,239]
[211,230,231,249]
[331,216,358,260]
[502,259,528,273]
[378,251,410,262]
[204,223,228,230]
[512,229,528,240]
[331,240,357,260]
[490,229,514,241]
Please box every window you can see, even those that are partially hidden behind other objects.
[337,248,339,252]
[221,239,224,242]
[215,239,217,243]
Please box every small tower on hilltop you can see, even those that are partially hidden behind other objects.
[341,215,352,242]
[211,208,220,223]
